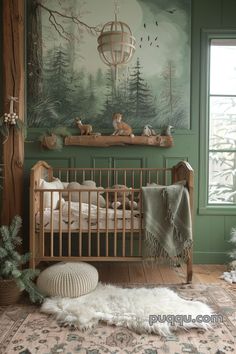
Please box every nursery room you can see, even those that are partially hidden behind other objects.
[0,0,236,353]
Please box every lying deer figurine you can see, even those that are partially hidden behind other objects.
[76,118,93,135]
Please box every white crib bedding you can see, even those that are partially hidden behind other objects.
[35,200,140,231]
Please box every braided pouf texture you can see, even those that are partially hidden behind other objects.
[37,262,99,297]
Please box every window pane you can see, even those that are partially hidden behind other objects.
[210,45,236,95]
[209,96,236,149]
[208,152,236,204]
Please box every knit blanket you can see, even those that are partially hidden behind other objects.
[142,183,193,263]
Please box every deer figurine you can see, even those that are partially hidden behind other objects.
[76,118,93,135]
[112,113,134,137]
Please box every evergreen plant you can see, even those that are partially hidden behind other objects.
[0,215,44,303]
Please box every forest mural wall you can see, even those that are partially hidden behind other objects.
[27,0,191,131]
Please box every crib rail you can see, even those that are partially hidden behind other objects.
[53,167,173,188]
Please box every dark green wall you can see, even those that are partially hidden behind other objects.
[3,0,236,263]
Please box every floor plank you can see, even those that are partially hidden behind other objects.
[143,263,163,283]
[128,262,146,283]
[107,262,130,283]
[89,263,227,285]
[203,264,226,283]
[158,264,183,284]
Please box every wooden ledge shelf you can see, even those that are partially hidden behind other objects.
[64,135,173,147]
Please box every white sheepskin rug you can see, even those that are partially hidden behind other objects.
[41,283,214,336]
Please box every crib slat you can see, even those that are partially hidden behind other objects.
[105,191,109,257]
[99,170,102,187]
[130,191,134,257]
[97,191,100,257]
[59,192,62,257]
[68,192,71,257]
[139,191,142,256]
[148,170,151,184]
[50,192,54,257]
[132,170,134,188]
[122,191,126,257]
[114,191,117,257]
[140,170,143,189]
[79,191,82,257]
[123,170,127,186]
[88,191,91,257]
[107,170,110,188]
[39,191,44,257]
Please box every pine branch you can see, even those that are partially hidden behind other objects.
[9,215,22,240]
[0,225,10,242]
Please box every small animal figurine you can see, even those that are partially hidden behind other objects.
[112,113,134,137]
[142,125,157,137]
[76,118,93,135]
[162,125,173,136]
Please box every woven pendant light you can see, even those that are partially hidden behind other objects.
[97,1,136,86]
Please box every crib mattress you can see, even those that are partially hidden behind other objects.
[35,200,141,232]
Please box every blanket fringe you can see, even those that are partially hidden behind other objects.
[144,230,192,266]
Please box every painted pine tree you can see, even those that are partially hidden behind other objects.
[159,61,186,127]
[128,58,157,126]
[44,45,73,124]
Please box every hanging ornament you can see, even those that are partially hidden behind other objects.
[97,1,136,91]
[0,96,24,143]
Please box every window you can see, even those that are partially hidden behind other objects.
[199,31,236,214]
[208,39,236,205]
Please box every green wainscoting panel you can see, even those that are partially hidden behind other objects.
[194,216,225,251]
[91,157,112,169]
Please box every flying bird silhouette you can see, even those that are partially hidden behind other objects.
[166,8,176,14]
[144,23,146,28]
[139,45,142,48]
[156,44,159,47]
[155,37,158,41]
[150,42,152,46]
[140,37,143,41]
[155,21,158,26]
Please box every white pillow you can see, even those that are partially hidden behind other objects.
[39,178,64,209]
[67,181,106,207]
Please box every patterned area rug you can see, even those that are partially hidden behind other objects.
[0,283,235,354]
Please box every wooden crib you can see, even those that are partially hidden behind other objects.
[29,160,194,283]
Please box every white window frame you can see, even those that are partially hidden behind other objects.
[199,29,236,215]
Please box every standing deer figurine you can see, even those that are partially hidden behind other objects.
[76,118,93,135]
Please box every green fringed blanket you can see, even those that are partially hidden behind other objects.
[142,183,193,263]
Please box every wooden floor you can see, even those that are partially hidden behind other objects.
[91,263,228,284]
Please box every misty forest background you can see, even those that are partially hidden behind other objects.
[27,0,190,131]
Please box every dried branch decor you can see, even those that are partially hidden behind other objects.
[0,96,25,143]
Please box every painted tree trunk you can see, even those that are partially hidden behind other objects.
[27,0,43,101]
[2,0,25,224]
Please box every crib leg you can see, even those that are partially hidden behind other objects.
[186,251,193,283]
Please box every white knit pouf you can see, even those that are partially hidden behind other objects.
[37,262,98,297]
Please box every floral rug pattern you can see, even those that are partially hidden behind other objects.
[0,283,235,354]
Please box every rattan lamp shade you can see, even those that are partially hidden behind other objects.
[97,20,136,67]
